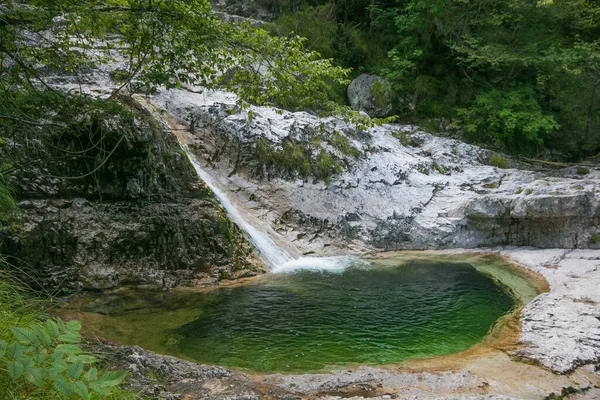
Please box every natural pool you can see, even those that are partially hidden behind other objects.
[66,254,542,373]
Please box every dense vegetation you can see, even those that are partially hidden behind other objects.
[0,0,353,199]
[264,0,600,159]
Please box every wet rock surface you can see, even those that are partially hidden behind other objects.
[497,248,600,374]
[1,197,261,291]
[0,102,262,292]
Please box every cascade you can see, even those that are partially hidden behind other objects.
[182,146,365,272]
[181,146,294,268]
[141,96,361,272]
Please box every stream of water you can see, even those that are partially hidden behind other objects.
[182,146,295,268]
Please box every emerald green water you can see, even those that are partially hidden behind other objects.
[74,259,521,373]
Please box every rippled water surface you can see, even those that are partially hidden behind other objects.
[75,259,518,372]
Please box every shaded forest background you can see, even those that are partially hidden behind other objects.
[258,0,600,160]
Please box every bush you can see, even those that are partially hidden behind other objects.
[0,319,126,399]
[576,166,590,175]
[328,132,361,158]
[458,88,558,153]
[487,154,509,169]
[254,137,343,183]
[0,269,131,399]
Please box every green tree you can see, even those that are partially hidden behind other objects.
[382,0,600,157]
[0,0,356,201]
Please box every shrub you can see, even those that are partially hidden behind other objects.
[0,269,130,400]
[0,319,126,399]
[328,132,361,158]
[254,137,343,183]
[576,166,590,175]
[487,154,509,169]
[458,88,558,153]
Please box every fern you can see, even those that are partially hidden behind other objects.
[0,318,127,399]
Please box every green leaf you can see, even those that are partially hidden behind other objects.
[98,370,127,387]
[66,320,82,331]
[7,360,24,380]
[67,360,84,380]
[34,325,54,347]
[10,327,38,345]
[85,367,98,382]
[88,382,110,396]
[53,376,73,398]
[74,381,89,399]
[56,319,66,332]
[34,349,47,364]
[55,343,83,355]
[22,358,34,373]
[74,354,97,364]
[50,358,69,373]
[6,342,23,361]
[57,331,81,344]
[26,368,44,388]
[46,320,60,338]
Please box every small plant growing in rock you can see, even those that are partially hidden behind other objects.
[589,233,600,245]
[432,163,447,174]
[392,131,420,147]
[516,187,524,194]
[525,188,534,195]
[328,131,361,158]
[416,164,430,175]
[487,154,509,169]
[483,183,499,189]
[576,166,590,175]
[0,319,127,399]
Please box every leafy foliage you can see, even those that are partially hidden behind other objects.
[457,88,558,153]
[0,0,358,204]
[268,0,600,159]
[0,268,130,399]
[255,136,343,183]
[486,154,509,170]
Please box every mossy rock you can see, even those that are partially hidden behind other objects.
[347,74,393,117]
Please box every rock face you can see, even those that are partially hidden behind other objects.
[0,106,262,292]
[150,88,600,257]
[499,248,600,373]
[347,74,393,117]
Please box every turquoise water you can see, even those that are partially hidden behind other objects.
[76,260,516,373]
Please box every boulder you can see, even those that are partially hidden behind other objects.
[347,74,393,117]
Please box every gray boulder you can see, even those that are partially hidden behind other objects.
[347,74,393,117]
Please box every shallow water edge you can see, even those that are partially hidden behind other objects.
[59,251,548,375]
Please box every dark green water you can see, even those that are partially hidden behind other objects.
[76,260,517,373]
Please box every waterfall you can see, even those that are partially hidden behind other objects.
[139,96,363,272]
[181,146,294,268]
